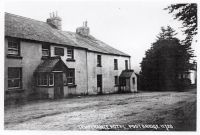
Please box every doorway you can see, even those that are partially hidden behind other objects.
[97,74,102,94]
[54,72,64,98]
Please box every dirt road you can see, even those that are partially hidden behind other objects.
[5,89,196,131]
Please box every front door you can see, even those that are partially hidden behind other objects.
[97,75,102,94]
[54,72,64,98]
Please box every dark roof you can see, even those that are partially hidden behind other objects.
[5,13,130,57]
[35,57,68,73]
[120,70,134,78]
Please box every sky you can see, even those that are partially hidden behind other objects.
[4,0,197,73]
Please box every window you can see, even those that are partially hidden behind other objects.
[42,44,50,57]
[8,38,20,56]
[66,69,75,84]
[37,73,48,86]
[8,67,22,89]
[55,47,64,56]
[49,73,54,86]
[132,77,135,85]
[114,59,118,70]
[37,73,54,86]
[115,76,119,85]
[97,55,102,67]
[67,48,74,59]
[125,60,128,70]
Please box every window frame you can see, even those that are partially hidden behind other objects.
[42,44,50,57]
[7,38,20,56]
[54,47,64,56]
[37,73,48,86]
[49,73,54,86]
[8,67,22,90]
[66,69,75,85]
[114,76,119,85]
[114,59,118,70]
[125,60,128,70]
[67,48,74,60]
[97,55,102,67]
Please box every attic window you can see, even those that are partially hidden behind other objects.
[8,38,20,56]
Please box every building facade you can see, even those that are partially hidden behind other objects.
[5,13,137,103]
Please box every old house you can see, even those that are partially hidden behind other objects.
[5,12,137,103]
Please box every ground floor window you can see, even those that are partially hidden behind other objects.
[66,69,75,85]
[37,73,54,86]
[115,76,119,85]
[8,67,22,89]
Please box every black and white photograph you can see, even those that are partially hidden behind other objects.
[1,0,198,133]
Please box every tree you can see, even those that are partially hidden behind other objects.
[140,26,193,91]
[165,3,197,45]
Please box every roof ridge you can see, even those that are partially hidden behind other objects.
[5,12,47,25]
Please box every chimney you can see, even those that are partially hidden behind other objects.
[76,21,90,36]
[47,11,62,30]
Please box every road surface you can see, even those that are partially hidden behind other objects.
[5,89,196,131]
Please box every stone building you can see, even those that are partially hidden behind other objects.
[5,12,137,103]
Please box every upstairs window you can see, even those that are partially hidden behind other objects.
[67,48,74,59]
[114,59,118,70]
[66,69,75,85]
[55,47,64,56]
[125,60,128,70]
[97,55,102,67]
[8,67,22,89]
[8,38,20,56]
[42,44,50,57]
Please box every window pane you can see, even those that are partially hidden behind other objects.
[8,68,20,78]
[42,49,49,56]
[8,79,20,88]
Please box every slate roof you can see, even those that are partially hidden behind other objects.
[120,70,134,78]
[5,13,130,57]
[35,57,67,73]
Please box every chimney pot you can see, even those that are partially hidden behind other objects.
[47,12,62,30]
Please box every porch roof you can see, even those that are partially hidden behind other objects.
[35,56,68,73]
[120,70,134,78]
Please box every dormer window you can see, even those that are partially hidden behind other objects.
[8,38,20,56]
[42,44,50,57]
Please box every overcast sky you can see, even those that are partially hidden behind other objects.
[4,0,197,73]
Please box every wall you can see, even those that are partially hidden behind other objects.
[50,45,88,95]
[87,51,131,94]
[130,73,137,92]
[5,38,42,102]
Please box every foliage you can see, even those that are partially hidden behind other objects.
[165,3,197,45]
[140,26,193,91]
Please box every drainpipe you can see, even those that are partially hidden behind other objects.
[86,49,89,95]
